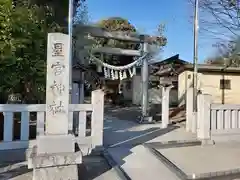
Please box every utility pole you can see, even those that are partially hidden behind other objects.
[68,0,74,103]
[193,0,199,114]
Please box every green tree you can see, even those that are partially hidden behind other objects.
[94,17,138,65]
[28,0,86,27]
[0,0,60,103]
[94,17,167,65]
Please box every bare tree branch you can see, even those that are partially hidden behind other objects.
[188,0,240,43]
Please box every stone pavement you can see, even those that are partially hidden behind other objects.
[104,116,240,180]
[104,116,197,180]
[1,172,32,180]
[93,168,122,180]
[107,145,180,180]
[155,143,240,179]
[103,116,173,148]
[0,162,32,180]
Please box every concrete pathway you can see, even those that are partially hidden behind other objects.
[104,115,197,180]
[104,115,196,148]
[157,143,240,179]
[107,145,179,180]
[104,117,240,180]
[0,162,31,180]
[93,169,122,180]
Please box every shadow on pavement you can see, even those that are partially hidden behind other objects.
[104,115,179,168]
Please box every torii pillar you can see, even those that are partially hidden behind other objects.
[141,41,153,122]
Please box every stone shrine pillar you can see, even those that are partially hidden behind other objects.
[186,87,193,132]
[161,85,173,128]
[27,33,81,180]
[197,93,211,140]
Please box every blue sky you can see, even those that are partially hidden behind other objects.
[87,0,215,63]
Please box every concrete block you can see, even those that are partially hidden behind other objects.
[37,134,75,155]
[33,164,78,180]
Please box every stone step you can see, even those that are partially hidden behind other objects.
[144,139,202,149]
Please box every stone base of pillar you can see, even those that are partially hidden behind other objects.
[161,121,168,129]
[144,116,153,122]
[201,139,215,146]
[139,116,153,123]
[186,88,193,132]
[33,164,78,180]
[191,112,197,133]
[186,113,192,132]
[27,134,82,180]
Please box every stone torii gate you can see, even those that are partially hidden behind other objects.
[74,24,165,122]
